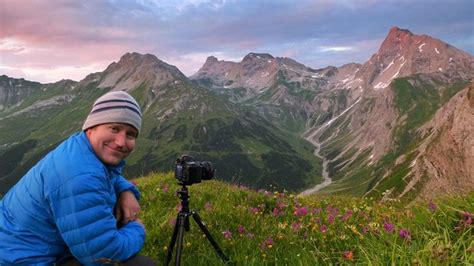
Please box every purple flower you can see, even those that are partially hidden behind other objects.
[249,207,260,215]
[276,201,287,210]
[328,214,335,224]
[246,233,255,239]
[428,200,437,212]
[294,207,308,217]
[384,222,395,233]
[399,228,411,240]
[320,224,328,233]
[292,222,302,232]
[312,208,322,215]
[342,210,353,222]
[362,225,369,235]
[260,236,274,249]
[162,184,169,193]
[272,208,279,217]
[204,201,212,211]
[237,225,246,234]
[222,230,232,239]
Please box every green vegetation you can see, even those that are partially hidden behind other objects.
[136,173,473,265]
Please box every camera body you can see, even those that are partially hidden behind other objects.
[175,155,214,185]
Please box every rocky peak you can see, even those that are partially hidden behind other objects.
[360,26,474,90]
[97,52,187,91]
[242,53,275,62]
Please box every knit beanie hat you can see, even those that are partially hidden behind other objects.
[82,91,142,133]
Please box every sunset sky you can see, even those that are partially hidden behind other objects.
[1,0,473,83]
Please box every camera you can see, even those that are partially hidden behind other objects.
[175,155,214,185]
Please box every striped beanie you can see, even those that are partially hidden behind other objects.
[82,91,142,133]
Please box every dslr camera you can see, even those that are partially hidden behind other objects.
[175,155,214,185]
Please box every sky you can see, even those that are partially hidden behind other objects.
[1,0,473,83]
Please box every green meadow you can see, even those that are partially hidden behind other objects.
[135,173,473,265]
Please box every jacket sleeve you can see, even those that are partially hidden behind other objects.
[47,173,145,265]
[115,175,141,200]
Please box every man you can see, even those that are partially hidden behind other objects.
[0,91,155,265]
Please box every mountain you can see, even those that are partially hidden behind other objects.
[1,27,473,201]
[0,53,322,197]
[191,26,474,201]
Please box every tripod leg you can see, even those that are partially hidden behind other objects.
[174,213,187,266]
[166,214,180,265]
[191,211,230,263]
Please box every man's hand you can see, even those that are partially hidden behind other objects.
[115,190,140,226]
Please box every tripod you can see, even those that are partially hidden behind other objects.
[166,184,230,265]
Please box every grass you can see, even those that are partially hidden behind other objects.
[135,172,473,265]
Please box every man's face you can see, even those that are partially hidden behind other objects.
[86,123,138,166]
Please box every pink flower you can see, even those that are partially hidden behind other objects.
[312,208,322,215]
[294,207,308,217]
[204,201,212,211]
[276,201,287,210]
[237,225,246,234]
[399,228,411,240]
[328,214,335,224]
[320,224,328,233]
[169,218,176,226]
[260,236,274,250]
[249,207,260,215]
[162,184,169,193]
[455,212,473,232]
[428,200,437,212]
[222,230,232,239]
[272,208,279,217]
[362,225,369,235]
[246,233,255,239]
[344,251,354,260]
[342,210,353,222]
[383,222,395,233]
[292,222,302,232]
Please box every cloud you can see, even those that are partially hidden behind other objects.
[0,0,472,83]
[318,46,353,52]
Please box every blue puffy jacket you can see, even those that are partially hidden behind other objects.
[0,132,145,265]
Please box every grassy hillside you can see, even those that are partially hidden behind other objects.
[135,172,473,265]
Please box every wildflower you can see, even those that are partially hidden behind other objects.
[277,201,287,210]
[383,222,395,233]
[328,214,335,224]
[272,208,279,217]
[222,230,232,239]
[455,212,473,232]
[260,236,274,250]
[246,233,255,239]
[428,200,437,212]
[342,210,353,222]
[320,224,328,233]
[292,222,302,232]
[362,225,369,235]
[249,207,260,215]
[399,228,411,240]
[294,207,308,217]
[312,208,322,215]
[344,251,354,260]
[204,201,212,211]
[169,218,176,226]
[237,225,246,234]
[162,184,169,193]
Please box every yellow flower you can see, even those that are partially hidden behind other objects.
[186,242,191,247]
